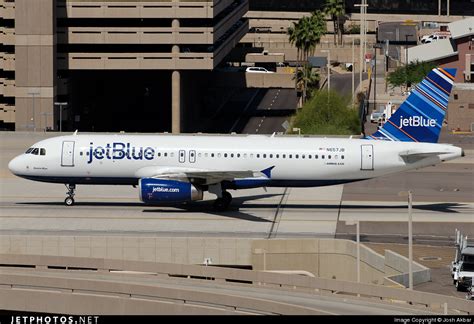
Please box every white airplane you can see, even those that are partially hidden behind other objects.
[8,68,463,210]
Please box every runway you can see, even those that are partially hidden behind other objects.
[0,132,473,242]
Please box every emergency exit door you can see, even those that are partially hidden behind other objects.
[61,141,75,167]
[360,144,374,170]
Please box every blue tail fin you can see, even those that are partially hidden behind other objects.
[367,68,456,143]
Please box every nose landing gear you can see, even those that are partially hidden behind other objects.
[64,184,76,206]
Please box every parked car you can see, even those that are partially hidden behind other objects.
[370,111,385,124]
[421,33,449,44]
[245,67,274,73]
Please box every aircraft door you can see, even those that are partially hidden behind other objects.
[61,141,75,167]
[189,150,196,163]
[179,150,186,163]
[360,144,374,170]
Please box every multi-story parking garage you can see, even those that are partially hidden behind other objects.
[0,0,248,132]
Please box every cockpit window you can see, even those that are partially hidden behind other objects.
[31,148,39,155]
[25,148,33,154]
[40,148,46,156]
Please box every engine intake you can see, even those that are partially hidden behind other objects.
[139,178,203,203]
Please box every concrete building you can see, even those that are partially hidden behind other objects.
[0,0,249,132]
[448,83,474,132]
[408,17,474,83]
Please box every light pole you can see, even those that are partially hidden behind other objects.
[405,34,413,92]
[399,190,413,290]
[28,89,40,132]
[355,3,368,87]
[321,50,331,93]
[40,112,53,131]
[54,102,68,132]
[373,44,382,112]
[352,37,355,104]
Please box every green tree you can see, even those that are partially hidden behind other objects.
[287,11,326,103]
[387,60,437,88]
[292,90,360,135]
[324,0,345,46]
[295,65,320,101]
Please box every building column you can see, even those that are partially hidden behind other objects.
[14,0,56,132]
[171,70,181,134]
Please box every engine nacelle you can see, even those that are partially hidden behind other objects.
[139,178,203,203]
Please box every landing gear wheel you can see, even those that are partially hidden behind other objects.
[64,184,76,206]
[65,197,75,206]
[213,191,232,211]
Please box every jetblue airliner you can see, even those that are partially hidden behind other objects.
[8,68,463,210]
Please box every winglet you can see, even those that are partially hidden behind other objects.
[261,166,275,178]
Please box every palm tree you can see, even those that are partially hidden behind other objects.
[287,11,326,103]
[324,0,345,46]
[295,65,320,101]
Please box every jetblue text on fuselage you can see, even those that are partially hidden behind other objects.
[399,116,436,129]
[87,142,155,164]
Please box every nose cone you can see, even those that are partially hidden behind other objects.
[8,155,24,175]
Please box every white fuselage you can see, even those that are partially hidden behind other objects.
[8,134,463,187]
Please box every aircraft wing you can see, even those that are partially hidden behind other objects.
[135,166,273,185]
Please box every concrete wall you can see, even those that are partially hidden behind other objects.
[0,235,430,286]
[384,250,431,287]
[0,235,253,266]
[14,0,57,132]
[448,84,474,132]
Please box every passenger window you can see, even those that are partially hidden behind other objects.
[158,152,161,157]
[250,154,254,158]
[164,153,168,157]
[205,153,208,158]
[231,153,234,158]
[218,153,221,157]
[283,154,286,158]
[322,155,325,159]
[211,153,215,157]
[257,154,260,158]
[341,155,345,159]
[170,152,174,157]
[328,155,331,159]
[80,151,83,156]
[270,154,273,158]
[224,153,228,158]
[237,153,240,158]
[315,155,318,159]
[263,154,266,158]
[309,155,312,159]
[198,153,202,158]
[276,154,279,158]
[244,153,247,158]
[302,155,305,159]
[295,154,299,159]
[289,154,292,158]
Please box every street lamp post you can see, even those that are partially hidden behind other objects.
[399,190,413,290]
[28,90,40,132]
[355,3,368,87]
[405,34,413,92]
[54,102,68,132]
[352,37,355,104]
[373,44,382,113]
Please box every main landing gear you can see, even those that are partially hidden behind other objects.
[64,184,76,206]
[213,191,232,211]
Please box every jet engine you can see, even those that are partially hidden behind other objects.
[139,178,203,203]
